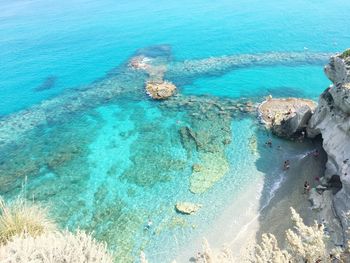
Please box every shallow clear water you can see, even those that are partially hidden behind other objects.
[1,0,350,262]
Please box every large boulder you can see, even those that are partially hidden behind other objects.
[175,202,202,215]
[145,81,176,100]
[272,105,313,138]
[258,98,316,139]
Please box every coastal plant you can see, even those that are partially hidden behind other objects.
[192,238,233,263]
[340,49,350,59]
[254,233,291,263]
[285,207,327,262]
[0,195,114,263]
[252,207,343,263]
[0,230,114,263]
[0,196,56,244]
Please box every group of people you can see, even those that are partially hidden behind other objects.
[265,136,322,194]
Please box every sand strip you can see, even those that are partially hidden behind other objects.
[176,142,334,262]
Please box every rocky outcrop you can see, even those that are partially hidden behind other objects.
[308,50,350,242]
[145,81,176,99]
[258,98,316,138]
[324,49,350,84]
[175,202,202,215]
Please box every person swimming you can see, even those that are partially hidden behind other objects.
[265,138,272,147]
[145,218,153,230]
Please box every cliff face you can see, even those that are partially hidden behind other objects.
[308,50,350,238]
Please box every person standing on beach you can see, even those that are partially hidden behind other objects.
[304,181,310,193]
[313,150,320,158]
[283,160,290,170]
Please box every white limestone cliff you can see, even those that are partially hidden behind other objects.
[308,49,350,241]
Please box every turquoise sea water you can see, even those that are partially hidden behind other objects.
[1,0,350,262]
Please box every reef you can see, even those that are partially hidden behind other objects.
[165,51,333,84]
[0,47,332,148]
[162,95,256,194]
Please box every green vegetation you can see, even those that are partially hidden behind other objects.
[340,49,350,58]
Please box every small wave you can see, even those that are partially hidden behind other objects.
[267,173,286,203]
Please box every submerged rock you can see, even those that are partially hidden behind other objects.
[145,81,176,99]
[34,76,57,92]
[258,97,316,138]
[189,153,229,194]
[175,202,202,215]
[162,96,239,194]
[129,55,151,70]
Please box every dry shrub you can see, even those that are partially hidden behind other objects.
[253,207,347,263]
[193,238,233,263]
[0,197,56,244]
[0,230,114,263]
[0,196,113,263]
[254,233,291,263]
[285,207,327,262]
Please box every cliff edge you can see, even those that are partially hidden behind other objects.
[308,49,350,241]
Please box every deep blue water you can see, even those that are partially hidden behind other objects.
[1,0,350,262]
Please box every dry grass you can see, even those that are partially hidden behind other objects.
[0,197,56,244]
[0,230,114,263]
[0,196,114,262]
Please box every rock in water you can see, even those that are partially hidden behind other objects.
[175,202,202,215]
[145,81,176,99]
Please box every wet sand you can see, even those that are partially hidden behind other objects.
[256,145,328,248]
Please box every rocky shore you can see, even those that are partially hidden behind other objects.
[176,49,350,263]
[308,49,350,244]
[257,49,350,255]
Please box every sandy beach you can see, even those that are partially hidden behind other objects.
[176,140,338,262]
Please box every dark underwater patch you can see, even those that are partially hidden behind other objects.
[34,75,57,92]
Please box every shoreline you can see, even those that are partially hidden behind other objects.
[176,140,333,262]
